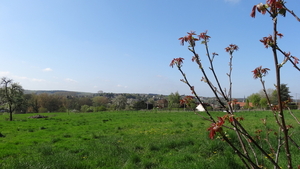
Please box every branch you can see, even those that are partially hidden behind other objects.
[176,66,216,123]
[282,4,300,22]
[276,47,300,71]
[286,107,300,124]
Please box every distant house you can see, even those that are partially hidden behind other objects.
[156,99,168,109]
[196,102,214,112]
[235,102,253,109]
[196,103,205,112]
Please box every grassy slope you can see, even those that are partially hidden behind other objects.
[0,110,299,169]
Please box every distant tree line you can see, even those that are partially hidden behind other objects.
[1,77,187,119]
[4,77,281,121]
[0,78,202,118]
[0,78,227,119]
[246,84,298,110]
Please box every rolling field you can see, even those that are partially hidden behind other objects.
[0,110,299,169]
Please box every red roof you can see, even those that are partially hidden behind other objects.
[236,102,253,107]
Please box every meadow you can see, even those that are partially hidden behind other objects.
[0,110,299,169]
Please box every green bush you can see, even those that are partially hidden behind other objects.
[38,107,48,113]
[93,106,107,112]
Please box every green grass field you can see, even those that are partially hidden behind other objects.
[0,110,299,169]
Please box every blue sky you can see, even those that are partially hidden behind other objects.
[0,0,299,98]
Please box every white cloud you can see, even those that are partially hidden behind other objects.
[32,78,46,82]
[17,76,29,80]
[0,71,10,77]
[65,78,77,83]
[42,68,53,72]
[14,75,45,82]
[117,84,128,88]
